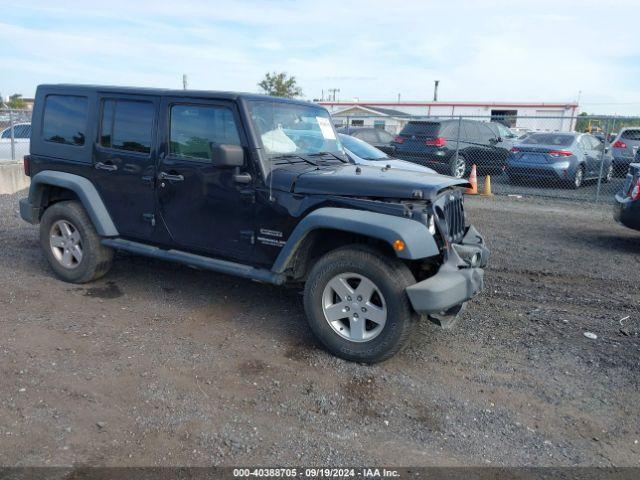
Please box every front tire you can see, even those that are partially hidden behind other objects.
[40,201,114,283]
[303,245,417,363]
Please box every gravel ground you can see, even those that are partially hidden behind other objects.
[0,190,639,466]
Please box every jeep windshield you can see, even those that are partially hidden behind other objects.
[247,99,346,163]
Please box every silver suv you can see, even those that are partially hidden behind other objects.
[611,128,640,175]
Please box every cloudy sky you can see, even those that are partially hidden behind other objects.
[1,0,639,114]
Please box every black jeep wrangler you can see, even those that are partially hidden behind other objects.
[20,84,488,363]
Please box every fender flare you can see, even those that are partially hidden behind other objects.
[28,170,118,236]
[271,207,439,273]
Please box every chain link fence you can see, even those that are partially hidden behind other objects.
[0,108,32,163]
[338,114,640,204]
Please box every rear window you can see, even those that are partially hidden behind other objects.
[42,95,88,146]
[522,134,574,147]
[400,121,441,137]
[621,129,640,141]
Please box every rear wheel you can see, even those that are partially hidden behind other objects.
[570,165,584,189]
[40,201,114,283]
[303,245,417,363]
[603,163,613,183]
[450,154,467,178]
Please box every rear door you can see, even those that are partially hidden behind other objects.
[93,94,159,241]
[156,97,255,259]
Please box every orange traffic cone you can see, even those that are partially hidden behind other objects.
[466,164,478,195]
[482,175,493,196]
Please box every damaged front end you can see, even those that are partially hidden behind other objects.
[405,189,489,328]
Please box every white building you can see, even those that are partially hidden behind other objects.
[319,101,580,133]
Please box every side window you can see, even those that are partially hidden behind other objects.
[42,95,88,146]
[170,105,241,161]
[24,124,32,138]
[578,136,591,150]
[465,122,481,142]
[589,135,603,150]
[100,99,154,154]
[479,124,496,142]
[0,129,9,139]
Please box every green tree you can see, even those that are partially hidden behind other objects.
[8,94,26,109]
[258,72,303,98]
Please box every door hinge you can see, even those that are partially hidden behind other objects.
[142,213,156,226]
[240,230,255,244]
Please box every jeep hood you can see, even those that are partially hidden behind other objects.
[270,163,470,200]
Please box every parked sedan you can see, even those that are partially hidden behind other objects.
[506,132,613,189]
[614,163,640,231]
[611,128,640,175]
[338,133,437,174]
[337,127,395,154]
[0,122,31,161]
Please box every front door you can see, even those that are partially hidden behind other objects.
[93,94,159,240]
[156,97,255,260]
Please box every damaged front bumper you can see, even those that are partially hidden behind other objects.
[406,225,488,327]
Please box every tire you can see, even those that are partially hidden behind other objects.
[39,201,114,284]
[602,163,613,183]
[570,165,584,189]
[303,245,417,363]
[449,154,467,178]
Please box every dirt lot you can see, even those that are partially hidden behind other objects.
[0,190,639,467]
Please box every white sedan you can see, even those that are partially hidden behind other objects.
[0,123,31,161]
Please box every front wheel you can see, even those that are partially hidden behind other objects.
[303,246,417,363]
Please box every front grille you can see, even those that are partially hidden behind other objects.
[442,195,465,243]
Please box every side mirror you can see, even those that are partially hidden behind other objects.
[211,144,244,167]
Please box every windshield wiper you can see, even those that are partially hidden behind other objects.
[306,152,347,162]
[270,154,318,165]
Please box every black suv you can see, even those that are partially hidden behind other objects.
[19,84,488,363]
[391,119,510,178]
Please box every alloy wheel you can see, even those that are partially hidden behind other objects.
[49,220,83,269]
[453,156,466,178]
[321,272,387,342]
[574,168,584,188]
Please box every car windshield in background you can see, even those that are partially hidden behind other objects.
[339,134,387,160]
[522,134,574,146]
[401,122,440,136]
[247,100,343,158]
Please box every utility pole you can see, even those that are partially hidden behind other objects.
[328,88,340,102]
[433,80,440,102]
[182,74,188,90]
[397,93,401,103]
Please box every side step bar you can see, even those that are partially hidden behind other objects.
[101,238,286,285]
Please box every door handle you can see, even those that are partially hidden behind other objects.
[95,162,118,172]
[158,172,184,182]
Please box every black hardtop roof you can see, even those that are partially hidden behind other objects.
[36,84,319,108]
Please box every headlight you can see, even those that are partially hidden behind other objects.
[427,215,437,235]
